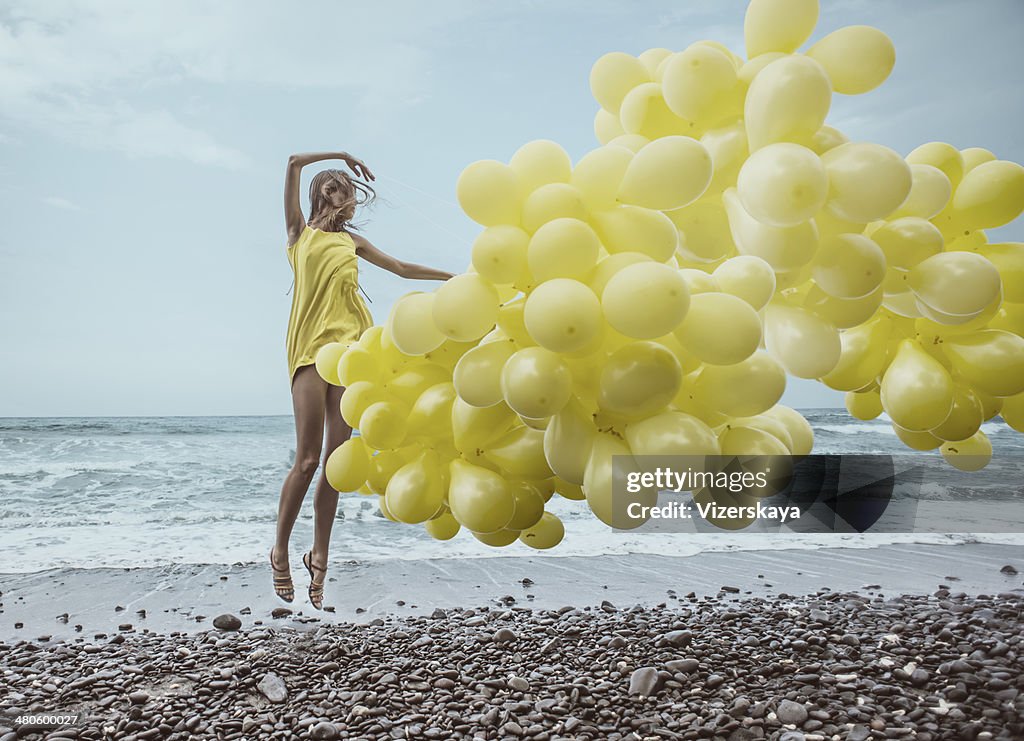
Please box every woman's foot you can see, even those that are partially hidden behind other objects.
[269,546,294,603]
[302,550,328,610]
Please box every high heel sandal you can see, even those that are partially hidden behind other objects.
[269,546,294,603]
[302,550,327,610]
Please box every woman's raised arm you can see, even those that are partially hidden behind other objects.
[352,233,455,281]
[283,151,376,243]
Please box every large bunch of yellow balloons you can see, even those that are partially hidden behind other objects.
[315,0,1024,546]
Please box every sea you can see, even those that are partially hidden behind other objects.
[1,410,1021,574]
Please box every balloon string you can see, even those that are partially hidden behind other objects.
[378,179,473,247]
[378,173,462,211]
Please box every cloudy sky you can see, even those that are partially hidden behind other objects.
[1,0,1021,417]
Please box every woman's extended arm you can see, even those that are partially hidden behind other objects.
[352,234,455,281]
[284,151,375,243]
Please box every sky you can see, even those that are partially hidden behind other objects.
[0,0,1022,417]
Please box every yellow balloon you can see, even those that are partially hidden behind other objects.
[453,339,517,408]
[527,217,601,283]
[845,388,883,420]
[719,425,790,456]
[432,273,500,342]
[423,338,475,372]
[496,299,535,347]
[360,400,409,451]
[524,279,603,353]
[471,226,530,285]
[506,480,546,530]
[519,512,565,549]
[594,108,626,145]
[499,346,573,419]
[640,47,674,77]
[485,426,553,479]
[583,433,648,529]
[367,447,414,495]
[941,430,992,472]
[385,363,450,408]
[893,424,943,451]
[695,351,787,417]
[589,51,650,114]
[930,386,983,443]
[377,494,400,523]
[976,388,1004,421]
[337,346,382,388]
[620,82,697,139]
[314,342,348,385]
[806,25,895,95]
[879,340,954,432]
[521,183,589,234]
[744,55,832,151]
[407,382,456,441]
[608,133,651,153]
[456,160,522,227]
[1000,391,1024,432]
[668,199,736,263]
[713,256,776,310]
[891,165,952,220]
[679,268,721,294]
[387,293,446,356]
[813,234,886,299]
[906,142,964,188]
[943,330,1024,398]
[764,302,841,378]
[674,291,761,365]
[543,397,597,485]
[871,217,944,272]
[617,135,713,211]
[661,45,740,128]
[979,243,1024,304]
[809,124,849,155]
[820,317,891,391]
[624,410,720,456]
[601,262,690,339]
[961,147,997,175]
[737,143,827,227]
[385,451,446,524]
[952,160,1024,230]
[763,404,815,455]
[701,120,749,196]
[588,252,653,297]
[571,145,634,212]
[340,381,388,428]
[803,283,883,329]
[510,139,572,196]
[598,341,683,420]
[744,0,819,57]
[325,437,370,492]
[822,142,913,222]
[989,301,1024,337]
[738,52,787,88]
[722,188,817,271]
[447,458,515,534]
[593,204,678,262]
[451,398,517,455]
[424,509,460,540]
[908,252,1001,317]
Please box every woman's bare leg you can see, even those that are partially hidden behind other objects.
[274,365,327,570]
[310,382,354,570]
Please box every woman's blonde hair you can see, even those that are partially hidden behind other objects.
[308,169,377,233]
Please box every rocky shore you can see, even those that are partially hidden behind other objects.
[2,586,1022,740]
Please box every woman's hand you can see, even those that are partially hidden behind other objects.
[342,154,375,182]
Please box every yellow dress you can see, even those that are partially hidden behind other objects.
[285,225,373,386]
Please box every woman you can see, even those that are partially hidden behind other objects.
[271,150,454,609]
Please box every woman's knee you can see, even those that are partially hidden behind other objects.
[293,455,321,479]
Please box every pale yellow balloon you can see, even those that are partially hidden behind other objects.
[943,330,1024,398]
[619,82,697,139]
[738,52,787,87]
[377,494,400,522]
[571,145,633,212]
[456,160,522,226]
[527,217,601,283]
[594,108,626,145]
[624,410,720,456]
[608,134,651,153]
[385,363,450,408]
[806,25,895,95]
[674,292,762,365]
[451,401,517,460]
[314,342,348,385]
[941,430,992,472]
[519,512,565,549]
[678,268,720,294]
[822,142,912,222]
[879,339,954,431]
[484,426,554,480]
[906,142,964,188]
[722,187,818,271]
[432,273,499,342]
[447,458,515,534]
[510,139,572,196]
[543,397,597,484]
[845,388,883,420]
[744,0,819,57]
[471,225,530,285]
[407,381,456,441]
[701,120,749,196]
[501,347,574,418]
[473,529,520,547]
[325,437,370,492]
[737,143,827,227]
[808,125,849,155]
[667,199,736,263]
[694,351,787,417]
[871,217,944,272]
[583,433,649,529]
[713,255,777,310]
[661,45,740,127]
[762,404,815,455]
[617,135,713,211]
[602,262,690,339]
[691,40,743,70]
[360,400,409,451]
[590,51,650,114]
[891,165,952,220]
[980,243,1024,303]
[521,183,588,234]
[598,341,682,420]
[719,425,790,456]
[495,299,534,348]
[385,451,446,524]
[424,509,460,540]
[908,252,1001,317]
[820,317,891,391]
[387,293,446,356]
[340,381,388,429]
[930,386,983,443]
[961,147,997,175]
[588,252,653,297]
[744,55,832,151]
[803,283,883,329]
[524,279,603,353]
[505,480,546,531]
[951,160,1024,230]
[893,424,943,451]
[764,302,841,378]
[1000,391,1024,433]
[592,205,678,262]
[453,339,517,408]
[812,233,886,299]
